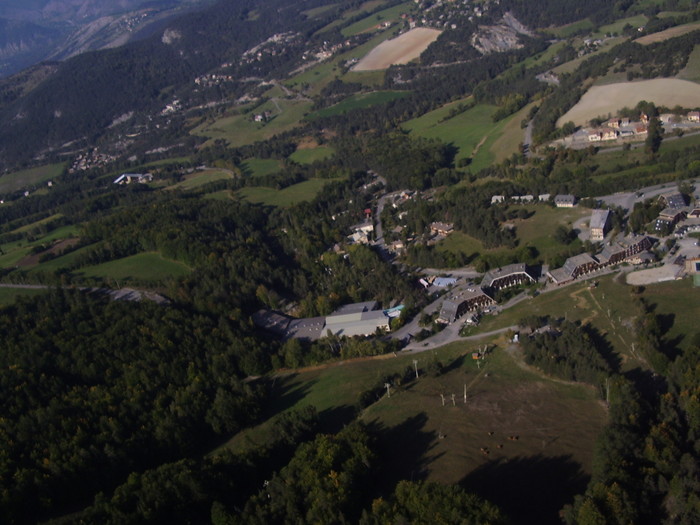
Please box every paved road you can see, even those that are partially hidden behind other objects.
[598,178,700,216]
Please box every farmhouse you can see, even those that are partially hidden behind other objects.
[688,111,700,122]
[480,263,535,292]
[590,209,612,241]
[554,194,576,208]
[114,173,153,185]
[430,222,454,235]
[438,287,495,323]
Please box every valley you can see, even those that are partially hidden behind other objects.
[0,0,699,524]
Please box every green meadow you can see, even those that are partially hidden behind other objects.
[238,178,343,207]
[241,158,283,177]
[167,169,235,190]
[0,163,65,194]
[341,1,412,37]
[191,99,313,147]
[307,91,409,119]
[289,146,335,164]
[77,252,191,282]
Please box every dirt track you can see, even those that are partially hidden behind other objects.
[353,28,442,71]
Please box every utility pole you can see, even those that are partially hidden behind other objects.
[413,359,419,379]
[440,393,445,406]
[384,383,391,398]
[464,383,467,404]
[605,377,610,407]
[451,393,456,406]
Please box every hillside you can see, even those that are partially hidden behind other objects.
[1,0,700,524]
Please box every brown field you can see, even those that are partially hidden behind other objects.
[558,79,700,126]
[352,28,442,71]
[635,21,700,45]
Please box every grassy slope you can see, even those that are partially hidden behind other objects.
[307,91,409,119]
[238,178,343,207]
[341,1,412,37]
[167,170,235,190]
[241,159,282,178]
[678,44,700,82]
[77,252,191,282]
[404,102,507,168]
[0,163,65,193]
[289,146,335,164]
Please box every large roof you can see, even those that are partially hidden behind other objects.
[590,209,611,230]
[481,263,532,288]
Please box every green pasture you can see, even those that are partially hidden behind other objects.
[191,99,313,147]
[314,0,387,34]
[544,19,595,38]
[343,69,385,88]
[238,178,343,207]
[289,146,335,164]
[10,213,64,234]
[241,158,282,178]
[76,252,191,282]
[438,205,589,265]
[29,244,95,274]
[0,163,64,194]
[0,224,79,270]
[302,3,339,19]
[307,91,409,119]
[203,190,235,201]
[0,287,47,306]
[340,1,412,37]
[166,169,235,191]
[596,15,647,36]
[491,103,536,163]
[553,37,626,75]
[519,41,568,69]
[403,102,511,170]
[678,44,700,82]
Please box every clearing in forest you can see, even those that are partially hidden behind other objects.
[558,79,700,126]
[352,28,442,70]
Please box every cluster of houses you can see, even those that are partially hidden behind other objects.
[547,234,654,285]
[491,193,574,207]
[68,148,117,174]
[437,263,536,323]
[585,111,700,143]
[254,300,399,341]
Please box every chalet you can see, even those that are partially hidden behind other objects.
[655,208,686,232]
[480,263,535,292]
[659,113,675,124]
[605,118,621,129]
[430,222,454,236]
[438,287,495,323]
[538,194,551,202]
[596,235,653,266]
[588,131,602,142]
[491,195,505,205]
[351,222,374,234]
[590,209,611,241]
[620,117,630,127]
[658,192,686,209]
[601,128,619,141]
[688,111,700,122]
[554,194,575,208]
[635,125,648,135]
[547,253,600,285]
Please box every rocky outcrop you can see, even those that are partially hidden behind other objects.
[470,12,533,55]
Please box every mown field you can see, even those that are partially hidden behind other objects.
[238,178,343,207]
[0,163,65,194]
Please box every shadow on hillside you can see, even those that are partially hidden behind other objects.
[366,413,440,497]
[266,374,318,415]
[460,454,589,525]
